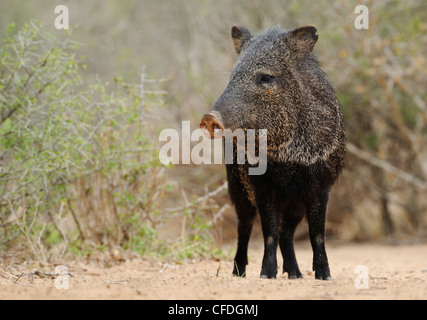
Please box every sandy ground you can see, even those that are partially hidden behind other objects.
[1,242,426,300]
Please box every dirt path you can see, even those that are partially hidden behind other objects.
[1,243,426,300]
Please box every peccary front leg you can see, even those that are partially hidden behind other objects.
[228,165,257,278]
[306,190,332,280]
[232,203,256,277]
[259,202,279,279]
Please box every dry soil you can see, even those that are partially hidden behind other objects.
[1,242,426,300]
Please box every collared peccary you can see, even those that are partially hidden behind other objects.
[200,25,345,280]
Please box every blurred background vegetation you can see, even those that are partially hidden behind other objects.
[0,0,426,263]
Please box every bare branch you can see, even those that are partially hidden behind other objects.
[347,142,427,190]
[165,181,228,214]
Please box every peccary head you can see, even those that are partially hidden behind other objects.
[200,25,345,166]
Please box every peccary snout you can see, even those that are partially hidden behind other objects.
[200,112,224,139]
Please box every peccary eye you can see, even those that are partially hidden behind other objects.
[258,74,274,85]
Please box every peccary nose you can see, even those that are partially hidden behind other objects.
[200,113,225,139]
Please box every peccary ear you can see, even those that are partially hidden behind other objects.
[231,26,252,54]
[287,26,318,60]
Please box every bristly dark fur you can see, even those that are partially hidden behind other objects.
[203,25,346,280]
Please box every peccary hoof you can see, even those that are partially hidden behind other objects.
[260,265,277,279]
[313,263,332,280]
[260,274,276,279]
[315,271,332,281]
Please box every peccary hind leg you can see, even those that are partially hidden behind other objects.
[307,190,332,280]
[279,211,304,279]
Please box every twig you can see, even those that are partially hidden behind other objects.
[347,142,427,190]
[0,268,17,279]
[216,260,221,277]
[212,204,230,224]
[32,270,75,279]
[165,181,228,213]
[158,263,178,274]
[14,273,24,284]
[66,198,85,241]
